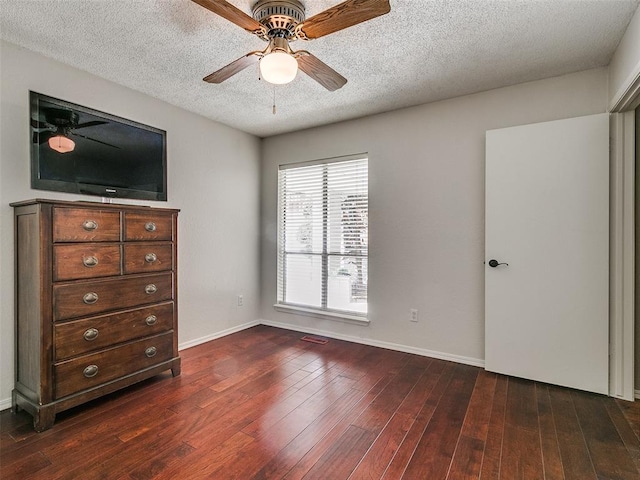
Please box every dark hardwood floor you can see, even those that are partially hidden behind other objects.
[1,325,639,479]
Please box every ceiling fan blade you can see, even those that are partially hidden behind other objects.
[296,53,347,91]
[191,0,264,34]
[71,132,120,149]
[297,0,390,40]
[203,52,261,83]
[32,126,56,133]
[75,120,108,130]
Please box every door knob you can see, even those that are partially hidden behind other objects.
[488,259,508,268]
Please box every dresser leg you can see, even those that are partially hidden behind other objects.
[11,390,21,413]
[171,358,181,377]
[33,406,56,432]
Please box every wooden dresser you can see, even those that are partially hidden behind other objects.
[11,199,180,431]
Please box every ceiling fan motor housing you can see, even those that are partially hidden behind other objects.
[252,0,305,40]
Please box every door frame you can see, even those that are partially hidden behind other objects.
[609,71,639,401]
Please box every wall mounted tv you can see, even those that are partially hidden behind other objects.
[30,91,167,201]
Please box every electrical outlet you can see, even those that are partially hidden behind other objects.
[237,295,244,307]
[410,309,418,322]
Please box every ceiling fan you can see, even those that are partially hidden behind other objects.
[32,107,116,153]
[192,0,391,91]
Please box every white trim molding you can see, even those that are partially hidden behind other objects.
[0,398,11,411]
[610,63,640,113]
[259,319,485,368]
[178,320,260,351]
[609,111,636,401]
[273,303,369,325]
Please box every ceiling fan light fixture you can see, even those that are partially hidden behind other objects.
[48,134,75,153]
[260,51,298,84]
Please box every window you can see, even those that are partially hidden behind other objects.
[277,155,368,318]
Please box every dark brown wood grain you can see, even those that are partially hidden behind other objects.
[549,385,598,479]
[54,302,174,360]
[572,392,640,480]
[401,364,479,479]
[608,400,640,473]
[190,0,263,33]
[123,242,173,274]
[349,359,434,479]
[124,212,173,241]
[54,331,174,398]
[299,0,391,39]
[52,207,121,242]
[297,53,347,91]
[381,360,452,479]
[53,272,173,321]
[500,377,544,479]
[446,370,497,480]
[2,325,639,479]
[10,199,180,432]
[203,52,260,83]
[478,373,508,479]
[53,243,122,281]
[535,383,565,480]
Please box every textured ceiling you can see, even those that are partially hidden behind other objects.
[1,0,638,137]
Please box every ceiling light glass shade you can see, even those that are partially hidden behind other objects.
[260,52,298,85]
[48,135,75,153]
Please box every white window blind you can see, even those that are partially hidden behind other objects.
[277,156,368,317]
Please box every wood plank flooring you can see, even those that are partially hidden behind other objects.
[1,325,639,479]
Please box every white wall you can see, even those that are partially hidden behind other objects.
[0,41,262,407]
[260,68,609,364]
[609,6,640,108]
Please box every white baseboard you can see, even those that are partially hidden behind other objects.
[258,319,485,368]
[635,389,640,400]
[0,397,12,411]
[178,320,260,351]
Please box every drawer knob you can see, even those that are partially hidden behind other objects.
[82,220,98,231]
[83,292,99,304]
[145,284,158,295]
[83,328,99,341]
[145,253,157,263]
[83,364,99,378]
[82,256,99,268]
[145,346,157,358]
[145,315,158,326]
[145,222,157,232]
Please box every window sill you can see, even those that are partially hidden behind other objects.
[273,304,370,325]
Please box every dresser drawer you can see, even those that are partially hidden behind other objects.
[54,332,174,399]
[124,243,173,274]
[124,212,173,241]
[53,207,121,242]
[53,273,173,321]
[54,302,174,360]
[53,244,121,281]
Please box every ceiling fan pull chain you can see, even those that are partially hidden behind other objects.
[273,85,277,115]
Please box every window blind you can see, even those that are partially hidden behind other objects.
[277,156,368,316]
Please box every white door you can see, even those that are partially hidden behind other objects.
[485,114,609,394]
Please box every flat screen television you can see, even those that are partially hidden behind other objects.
[30,91,167,201]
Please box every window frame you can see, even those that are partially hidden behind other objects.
[276,153,369,323]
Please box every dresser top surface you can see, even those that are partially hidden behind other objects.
[10,198,180,214]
